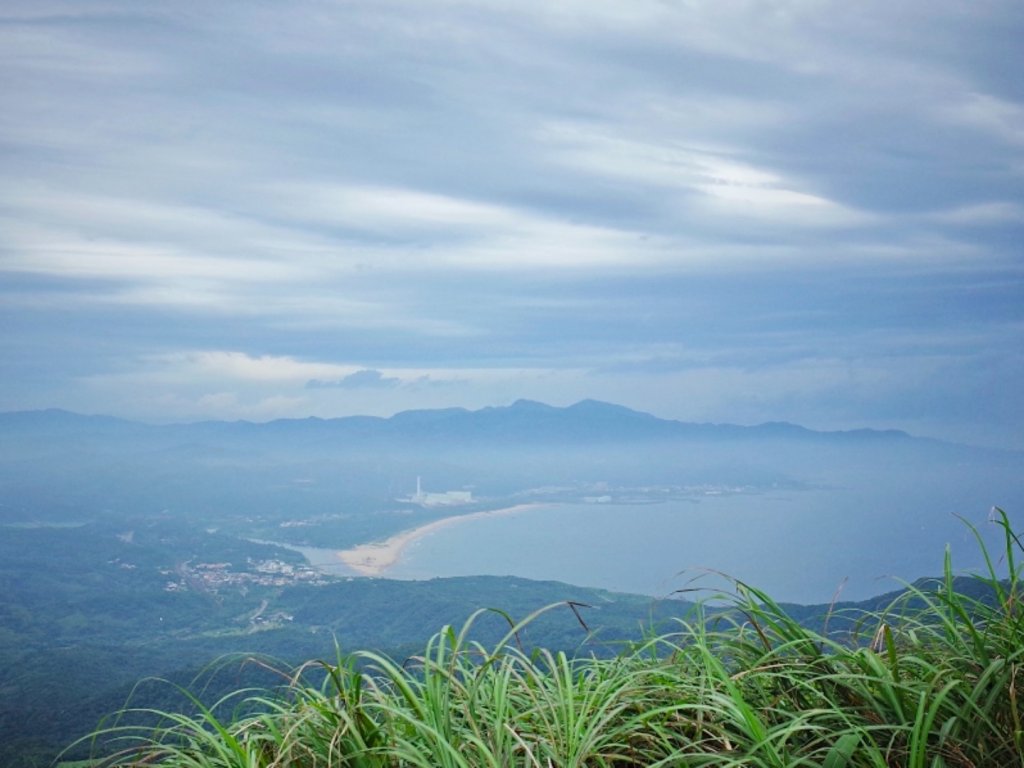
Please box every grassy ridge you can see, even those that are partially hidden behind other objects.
[78,510,1023,767]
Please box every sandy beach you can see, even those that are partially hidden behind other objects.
[337,503,543,576]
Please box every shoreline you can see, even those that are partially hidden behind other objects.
[336,503,545,576]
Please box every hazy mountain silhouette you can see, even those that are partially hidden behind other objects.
[0,399,919,446]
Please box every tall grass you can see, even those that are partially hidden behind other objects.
[76,509,1022,767]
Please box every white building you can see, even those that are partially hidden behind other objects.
[411,476,472,506]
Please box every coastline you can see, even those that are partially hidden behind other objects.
[336,503,545,576]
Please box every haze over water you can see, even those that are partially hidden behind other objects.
[387,478,1023,605]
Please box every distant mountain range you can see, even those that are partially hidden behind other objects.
[1,399,917,446]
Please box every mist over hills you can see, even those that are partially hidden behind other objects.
[3,397,1016,529]
[2,397,1019,595]
[0,400,1000,512]
[1,399,1020,597]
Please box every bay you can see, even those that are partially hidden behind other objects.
[384,478,1022,604]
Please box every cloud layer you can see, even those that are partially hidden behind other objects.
[1,1,1022,446]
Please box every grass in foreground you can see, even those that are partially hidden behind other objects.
[76,510,1023,767]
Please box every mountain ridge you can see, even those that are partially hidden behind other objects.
[0,399,913,441]
[6,399,1011,465]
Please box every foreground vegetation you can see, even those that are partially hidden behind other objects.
[77,510,1023,767]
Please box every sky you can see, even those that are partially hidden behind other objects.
[1,1,1022,448]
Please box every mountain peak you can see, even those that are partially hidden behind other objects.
[567,399,652,417]
[507,399,555,411]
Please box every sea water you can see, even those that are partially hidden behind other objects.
[385,477,1022,604]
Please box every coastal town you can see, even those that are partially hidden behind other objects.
[163,557,331,595]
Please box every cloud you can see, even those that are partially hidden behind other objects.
[0,1,1021,447]
[924,202,1024,226]
[255,182,662,270]
[307,369,401,390]
[151,351,355,383]
[938,92,1024,148]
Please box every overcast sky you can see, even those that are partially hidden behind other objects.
[1,1,1022,447]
